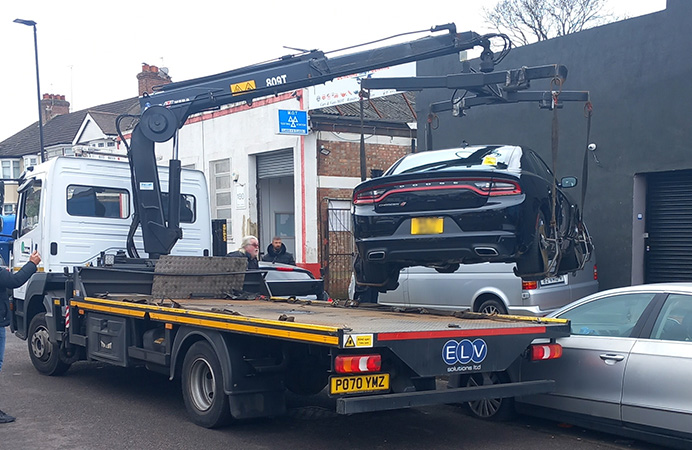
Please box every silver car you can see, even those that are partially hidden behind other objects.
[351,261,598,317]
[518,283,692,448]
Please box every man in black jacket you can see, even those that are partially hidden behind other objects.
[262,236,295,265]
[0,250,41,424]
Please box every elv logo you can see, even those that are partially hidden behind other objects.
[442,339,488,365]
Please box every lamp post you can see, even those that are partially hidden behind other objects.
[14,18,45,163]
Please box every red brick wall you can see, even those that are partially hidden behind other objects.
[316,139,410,177]
[315,139,410,298]
[40,94,70,124]
[137,64,172,96]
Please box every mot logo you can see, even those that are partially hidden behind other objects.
[442,339,488,365]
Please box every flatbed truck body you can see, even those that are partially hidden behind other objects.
[25,257,571,425]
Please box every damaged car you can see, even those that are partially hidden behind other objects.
[352,145,592,291]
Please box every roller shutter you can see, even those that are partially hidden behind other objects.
[257,149,294,179]
[645,170,692,282]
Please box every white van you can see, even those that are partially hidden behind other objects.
[350,259,598,317]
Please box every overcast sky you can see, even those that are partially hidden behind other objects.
[0,0,665,142]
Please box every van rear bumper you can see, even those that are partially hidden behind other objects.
[507,305,558,317]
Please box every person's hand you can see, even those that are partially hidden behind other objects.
[29,251,41,265]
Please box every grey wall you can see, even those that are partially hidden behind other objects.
[416,0,692,290]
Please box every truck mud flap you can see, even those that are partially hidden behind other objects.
[336,379,555,415]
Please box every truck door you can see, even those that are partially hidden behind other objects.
[13,178,43,300]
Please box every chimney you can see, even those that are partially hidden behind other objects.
[137,63,172,96]
[40,93,70,124]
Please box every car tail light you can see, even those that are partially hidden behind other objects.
[593,264,598,280]
[472,180,522,196]
[529,343,563,361]
[522,280,538,290]
[335,354,382,373]
[275,266,294,272]
[352,178,521,205]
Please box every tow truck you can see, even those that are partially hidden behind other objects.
[10,24,572,427]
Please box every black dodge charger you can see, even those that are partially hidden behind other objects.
[352,145,592,291]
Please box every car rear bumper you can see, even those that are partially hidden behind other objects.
[356,231,519,265]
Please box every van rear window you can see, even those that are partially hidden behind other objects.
[67,185,130,219]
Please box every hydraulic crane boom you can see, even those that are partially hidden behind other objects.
[126,24,508,258]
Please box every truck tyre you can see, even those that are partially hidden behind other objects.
[462,372,515,421]
[28,313,70,376]
[181,341,232,428]
[476,297,507,315]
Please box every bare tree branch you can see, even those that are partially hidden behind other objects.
[483,0,617,45]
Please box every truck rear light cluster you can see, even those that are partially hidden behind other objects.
[593,264,598,280]
[352,178,521,205]
[529,343,563,361]
[334,354,382,373]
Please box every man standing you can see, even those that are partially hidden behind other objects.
[0,250,41,424]
[262,236,295,265]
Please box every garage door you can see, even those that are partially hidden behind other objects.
[645,170,692,282]
[257,149,293,179]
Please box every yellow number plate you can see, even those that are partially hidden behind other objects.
[330,373,390,395]
[411,217,443,235]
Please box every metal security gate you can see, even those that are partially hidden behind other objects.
[325,200,354,300]
[257,149,294,179]
[645,170,692,282]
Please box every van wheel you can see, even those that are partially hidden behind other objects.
[462,372,515,421]
[181,341,232,428]
[477,298,507,315]
[28,313,70,376]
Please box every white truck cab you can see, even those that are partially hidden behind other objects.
[12,157,212,301]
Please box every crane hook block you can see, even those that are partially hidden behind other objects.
[140,105,178,143]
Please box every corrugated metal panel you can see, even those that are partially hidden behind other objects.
[257,149,293,179]
[645,170,692,282]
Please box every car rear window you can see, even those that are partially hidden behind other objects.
[386,146,522,175]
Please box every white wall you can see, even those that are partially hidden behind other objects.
[154,93,322,264]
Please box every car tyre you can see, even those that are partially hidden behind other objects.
[516,212,556,280]
[28,312,71,376]
[353,254,400,292]
[462,372,515,421]
[434,263,460,274]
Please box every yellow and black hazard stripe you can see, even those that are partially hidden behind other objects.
[71,297,340,346]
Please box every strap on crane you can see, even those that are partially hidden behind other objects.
[548,77,563,274]
[581,101,593,218]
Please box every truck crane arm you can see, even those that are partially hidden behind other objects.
[126,24,509,258]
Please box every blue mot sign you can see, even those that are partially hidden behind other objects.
[278,109,308,135]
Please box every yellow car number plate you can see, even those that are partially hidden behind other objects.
[330,373,390,395]
[411,217,444,235]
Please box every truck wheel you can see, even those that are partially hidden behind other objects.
[476,298,507,315]
[28,313,70,376]
[181,341,232,428]
[462,372,515,421]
